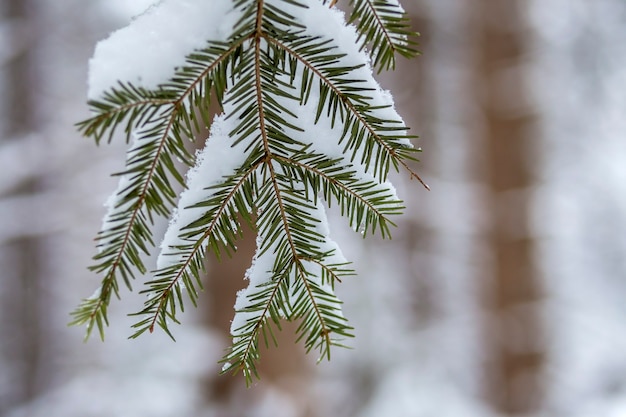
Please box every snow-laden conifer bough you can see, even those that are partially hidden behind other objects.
[70,0,427,383]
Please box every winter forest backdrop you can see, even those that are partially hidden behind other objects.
[1,1,626,416]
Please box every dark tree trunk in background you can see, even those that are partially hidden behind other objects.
[474,1,544,414]
[0,0,45,413]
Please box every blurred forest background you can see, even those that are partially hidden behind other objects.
[1,1,626,416]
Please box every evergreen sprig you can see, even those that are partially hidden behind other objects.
[71,0,424,384]
[346,0,420,72]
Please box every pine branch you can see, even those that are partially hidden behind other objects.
[347,0,420,72]
[72,0,425,383]
[268,33,426,186]
[71,39,245,339]
[77,83,176,144]
[275,152,404,237]
[221,183,355,384]
[130,159,260,339]
[70,108,189,339]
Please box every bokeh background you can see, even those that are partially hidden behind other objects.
[1,1,626,416]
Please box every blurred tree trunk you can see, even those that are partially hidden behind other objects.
[0,0,46,413]
[473,1,544,414]
[393,6,438,325]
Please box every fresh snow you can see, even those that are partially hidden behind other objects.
[88,0,238,99]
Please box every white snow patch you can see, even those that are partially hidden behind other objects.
[88,0,238,99]
[156,112,250,270]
